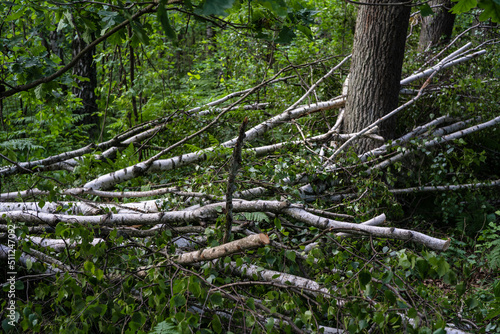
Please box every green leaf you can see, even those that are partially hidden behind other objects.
[131,312,146,327]
[26,258,32,270]
[465,297,479,309]
[84,261,95,273]
[493,280,500,297]
[385,290,396,304]
[478,0,500,22]
[486,306,500,320]
[15,280,24,290]
[210,292,223,306]
[419,3,434,16]
[456,282,466,298]
[189,278,202,297]
[416,258,429,278]
[245,314,256,327]
[296,25,312,39]
[381,270,393,284]
[2,318,15,332]
[202,0,235,16]
[212,314,222,334]
[244,212,270,222]
[171,294,186,307]
[95,269,104,281]
[358,270,371,287]
[130,21,149,45]
[34,84,44,99]
[265,317,275,331]
[63,11,75,28]
[275,26,296,44]
[246,297,255,310]
[274,217,282,230]
[265,254,276,266]
[285,250,296,262]
[5,7,27,21]
[450,0,478,14]
[157,1,177,42]
[435,258,450,277]
[373,312,385,325]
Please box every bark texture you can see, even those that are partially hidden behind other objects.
[344,0,411,153]
[418,0,455,52]
[72,36,99,140]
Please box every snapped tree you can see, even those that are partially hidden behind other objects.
[1,0,499,333]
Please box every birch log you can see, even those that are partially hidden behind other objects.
[175,233,270,264]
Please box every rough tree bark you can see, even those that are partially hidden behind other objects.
[72,36,99,140]
[418,0,456,52]
[344,0,411,153]
[50,30,65,64]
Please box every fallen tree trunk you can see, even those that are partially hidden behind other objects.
[174,233,270,264]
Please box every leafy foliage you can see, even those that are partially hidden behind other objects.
[451,0,500,22]
[0,0,499,333]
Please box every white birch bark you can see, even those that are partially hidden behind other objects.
[83,98,346,190]
[0,199,169,214]
[0,245,61,275]
[400,49,486,85]
[358,115,454,162]
[24,236,104,252]
[227,260,331,297]
[390,180,500,194]
[283,210,450,250]
[0,201,450,250]
[367,115,500,174]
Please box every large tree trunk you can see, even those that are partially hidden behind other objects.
[418,0,455,52]
[344,0,410,153]
[72,36,99,140]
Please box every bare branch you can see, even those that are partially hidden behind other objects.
[224,117,248,243]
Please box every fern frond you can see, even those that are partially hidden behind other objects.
[0,138,45,151]
[487,242,500,270]
[235,212,270,223]
[208,133,220,146]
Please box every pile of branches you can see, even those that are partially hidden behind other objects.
[1,41,498,333]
